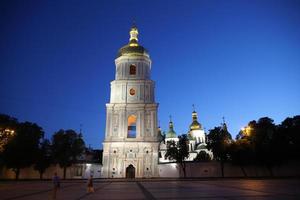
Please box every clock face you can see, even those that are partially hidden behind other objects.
[129,88,135,95]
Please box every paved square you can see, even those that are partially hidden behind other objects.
[0,179,299,199]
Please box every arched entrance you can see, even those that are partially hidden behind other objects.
[126,164,135,178]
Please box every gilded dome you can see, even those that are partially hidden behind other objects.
[189,110,202,131]
[190,121,201,131]
[117,45,148,58]
[117,25,149,58]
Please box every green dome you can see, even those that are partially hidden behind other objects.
[165,120,177,138]
[166,130,176,138]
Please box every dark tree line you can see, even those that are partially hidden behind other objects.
[228,116,300,177]
[0,114,86,180]
[206,123,232,177]
[207,115,300,177]
[165,115,300,178]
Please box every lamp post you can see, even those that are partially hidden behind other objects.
[241,126,252,137]
[0,128,15,152]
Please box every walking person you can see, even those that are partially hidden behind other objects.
[87,175,94,193]
[52,172,60,199]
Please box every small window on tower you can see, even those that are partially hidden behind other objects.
[130,64,136,75]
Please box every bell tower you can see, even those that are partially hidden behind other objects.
[102,25,159,178]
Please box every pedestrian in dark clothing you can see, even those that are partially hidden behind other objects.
[52,172,60,199]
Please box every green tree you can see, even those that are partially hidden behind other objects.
[0,114,18,129]
[34,139,52,179]
[194,151,211,162]
[234,117,296,177]
[0,114,18,154]
[2,122,44,179]
[93,149,103,164]
[229,139,254,177]
[52,129,85,179]
[251,117,277,176]
[165,134,189,177]
[207,125,232,177]
[278,115,300,160]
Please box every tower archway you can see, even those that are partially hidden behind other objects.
[126,164,135,178]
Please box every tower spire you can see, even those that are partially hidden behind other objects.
[129,23,139,46]
[222,116,228,131]
[166,115,176,138]
[168,115,174,130]
[190,104,202,130]
[192,105,198,121]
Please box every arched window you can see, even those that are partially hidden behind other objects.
[130,65,136,75]
[127,115,137,138]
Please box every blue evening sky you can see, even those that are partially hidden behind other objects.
[1,0,299,148]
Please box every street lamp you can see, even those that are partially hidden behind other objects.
[0,128,15,152]
[241,126,252,136]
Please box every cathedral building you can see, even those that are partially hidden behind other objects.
[159,109,213,163]
[102,25,160,178]
[102,25,213,178]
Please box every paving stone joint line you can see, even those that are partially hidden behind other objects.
[204,182,299,197]
[136,181,156,200]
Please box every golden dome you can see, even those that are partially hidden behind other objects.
[189,110,202,131]
[117,25,149,58]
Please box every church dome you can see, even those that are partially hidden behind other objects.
[189,110,202,131]
[190,121,201,131]
[117,25,149,58]
[165,120,177,139]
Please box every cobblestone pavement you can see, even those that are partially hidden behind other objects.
[0,179,299,200]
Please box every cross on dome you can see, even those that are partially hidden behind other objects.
[129,23,139,46]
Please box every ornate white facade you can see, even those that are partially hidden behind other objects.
[159,110,213,163]
[102,25,160,178]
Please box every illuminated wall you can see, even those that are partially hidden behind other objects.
[102,26,160,178]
